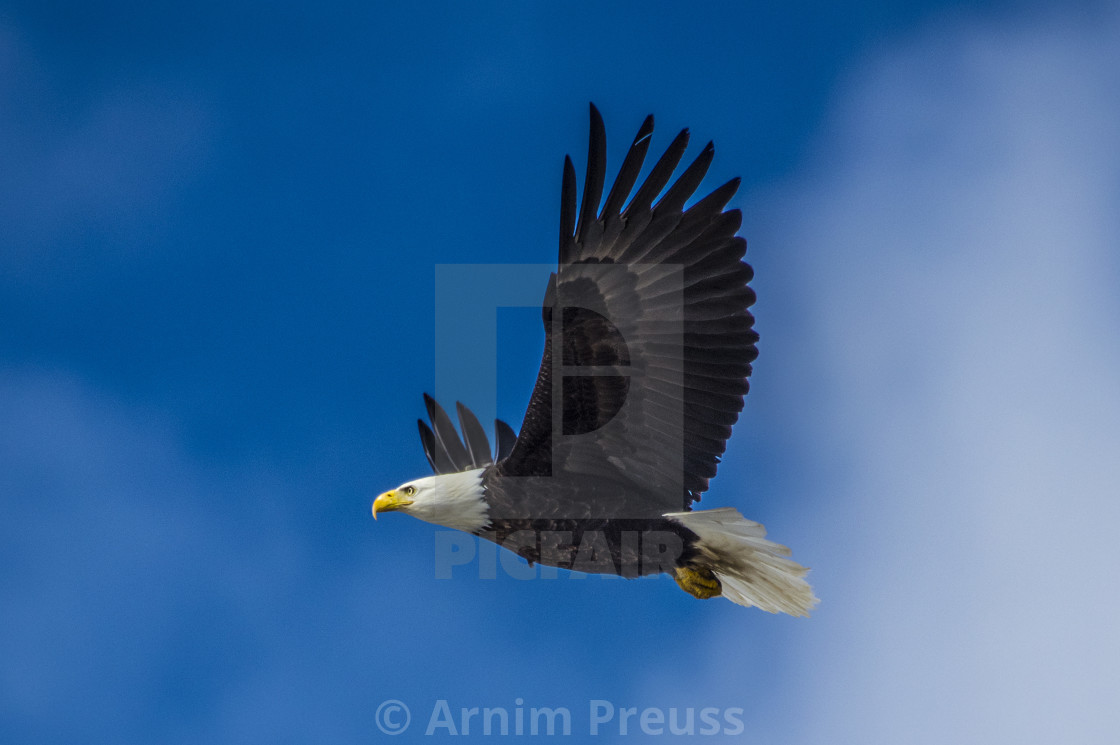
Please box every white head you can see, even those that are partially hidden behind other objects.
[371,468,489,533]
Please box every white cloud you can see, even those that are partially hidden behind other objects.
[760,9,1120,745]
[671,8,1120,745]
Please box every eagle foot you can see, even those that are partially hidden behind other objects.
[674,566,722,600]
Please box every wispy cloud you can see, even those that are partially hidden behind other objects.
[0,366,485,743]
[0,369,293,739]
[721,7,1120,744]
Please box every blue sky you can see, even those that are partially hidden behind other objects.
[3,1,1119,743]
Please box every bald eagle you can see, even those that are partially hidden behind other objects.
[373,105,816,615]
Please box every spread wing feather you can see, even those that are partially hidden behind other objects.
[455,402,492,469]
[418,394,518,476]
[494,419,518,461]
[499,104,759,512]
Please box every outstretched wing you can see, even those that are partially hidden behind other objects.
[418,394,519,475]
[498,104,758,512]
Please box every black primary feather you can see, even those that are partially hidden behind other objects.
[423,394,471,472]
[575,103,607,246]
[601,114,654,219]
[418,396,518,476]
[494,419,518,461]
[456,401,493,468]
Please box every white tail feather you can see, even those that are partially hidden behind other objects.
[666,507,818,616]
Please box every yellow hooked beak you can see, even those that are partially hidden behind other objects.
[372,490,413,519]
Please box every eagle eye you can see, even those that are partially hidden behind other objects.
[402,485,415,496]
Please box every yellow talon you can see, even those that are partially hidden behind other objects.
[674,566,722,600]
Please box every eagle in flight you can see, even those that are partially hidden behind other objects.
[373,105,816,615]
